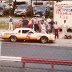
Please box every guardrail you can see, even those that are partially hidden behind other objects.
[0,56,72,72]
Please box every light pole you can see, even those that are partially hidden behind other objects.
[14,0,16,10]
[9,0,10,15]
[31,0,32,6]
[36,0,37,5]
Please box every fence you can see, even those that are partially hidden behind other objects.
[0,56,72,72]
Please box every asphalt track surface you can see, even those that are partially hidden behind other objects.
[0,39,72,72]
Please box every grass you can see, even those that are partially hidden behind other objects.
[0,16,32,30]
[0,22,16,30]
[0,22,9,30]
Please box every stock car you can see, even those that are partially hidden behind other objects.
[1,28,55,43]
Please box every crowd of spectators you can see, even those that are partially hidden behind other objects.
[19,16,55,34]
[9,15,60,39]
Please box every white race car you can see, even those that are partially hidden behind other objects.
[1,28,55,43]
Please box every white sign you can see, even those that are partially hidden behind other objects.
[54,1,72,28]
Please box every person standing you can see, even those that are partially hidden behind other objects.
[39,20,46,34]
[22,16,29,28]
[16,20,22,28]
[8,16,13,30]
[54,21,59,39]
[46,18,51,33]
[28,19,32,28]
[49,19,55,33]
[31,16,39,32]
[46,17,51,23]
[62,20,67,38]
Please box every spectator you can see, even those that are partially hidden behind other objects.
[49,19,55,33]
[45,21,51,33]
[62,20,67,37]
[46,18,52,33]
[28,19,32,28]
[22,16,29,28]
[46,17,51,23]
[54,21,59,39]
[8,16,13,30]
[15,20,22,28]
[39,20,46,34]
[32,16,39,32]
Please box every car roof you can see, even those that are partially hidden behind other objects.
[15,28,33,30]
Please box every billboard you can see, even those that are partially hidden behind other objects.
[54,1,72,28]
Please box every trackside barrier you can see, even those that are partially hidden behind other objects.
[0,56,72,72]
[21,57,72,72]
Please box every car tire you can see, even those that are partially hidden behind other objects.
[68,35,72,39]
[40,36,48,43]
[10,36,17,42]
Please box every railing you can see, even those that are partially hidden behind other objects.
[22,57,72,72]
[0,56,72,72]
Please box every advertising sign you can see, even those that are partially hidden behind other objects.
[54,1,72,28]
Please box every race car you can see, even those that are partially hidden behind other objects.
[1,28,55,43]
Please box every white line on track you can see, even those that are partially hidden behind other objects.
[2,41,72,47]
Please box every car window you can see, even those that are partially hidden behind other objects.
[18,30,21,33]
[28,31,34,34]
[22,30,29,33]
[17,5,27,9]
[34,6,46,11]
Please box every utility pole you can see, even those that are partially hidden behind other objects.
[31,0,32,6]
[13,0,16,10]
[36,0,37,5]
[13,0,16,14]
[9,0,11,15]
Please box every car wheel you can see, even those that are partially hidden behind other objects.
[40,36,48,43]
[10,36,17,42]
[68,35,72,39]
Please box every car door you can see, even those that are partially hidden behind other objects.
[27,31,38,40]
[16,30,29,40]
[21,30,30,40]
